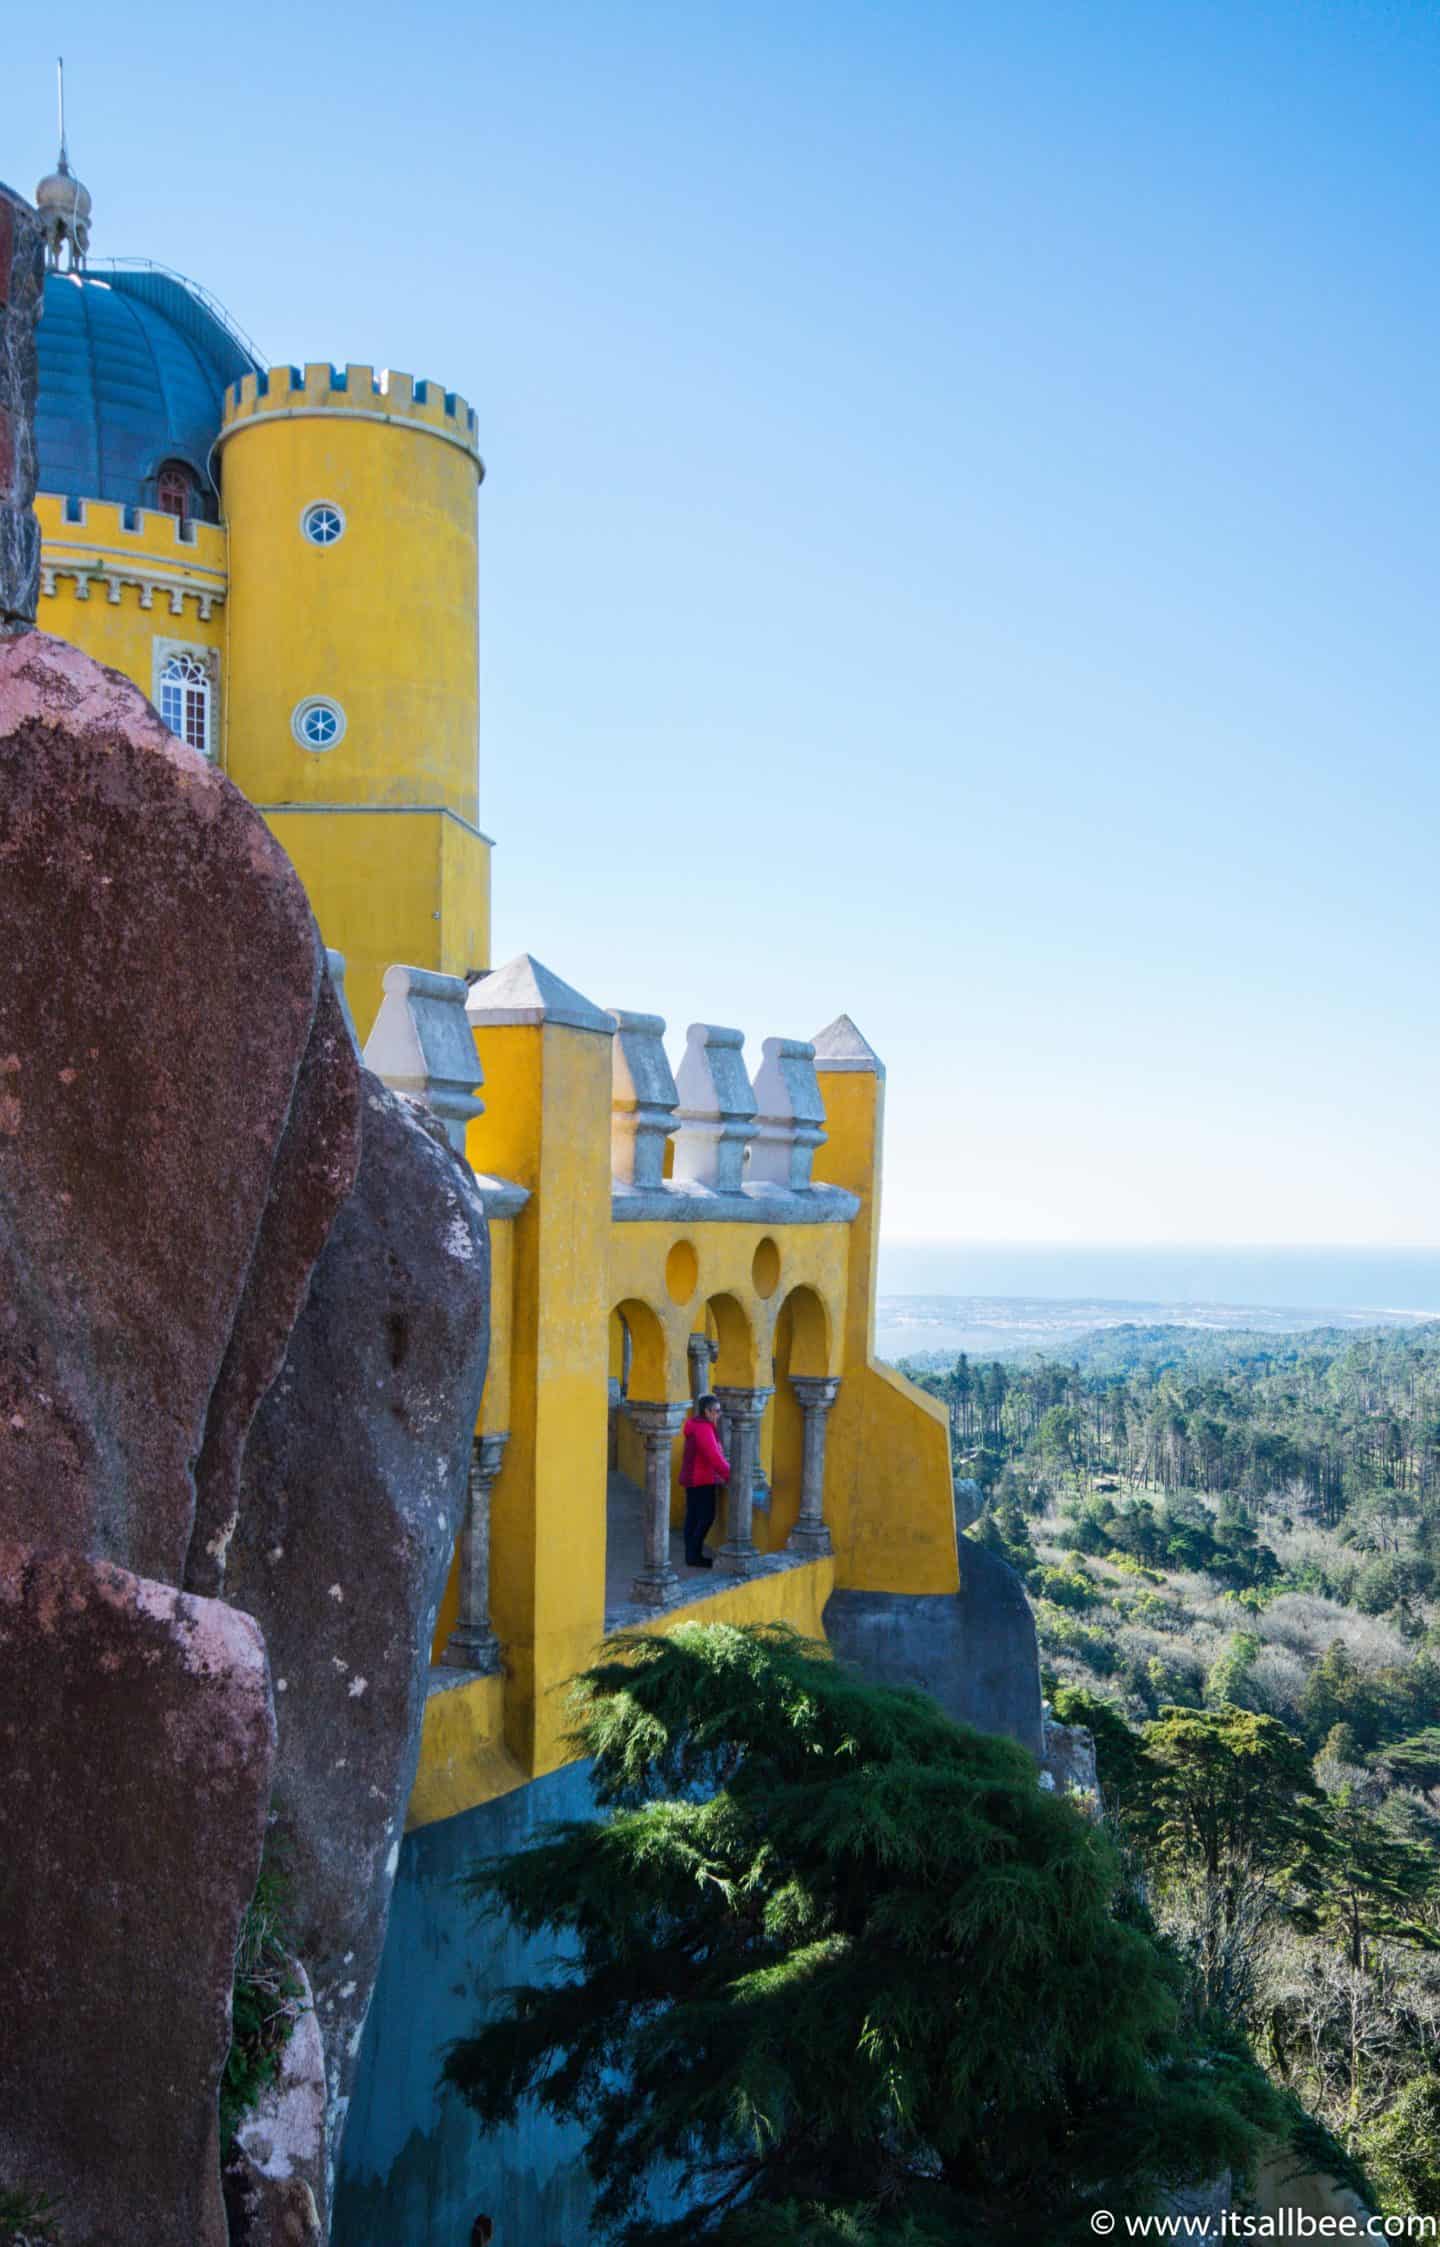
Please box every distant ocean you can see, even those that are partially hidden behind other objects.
[874,1244,1440,1364]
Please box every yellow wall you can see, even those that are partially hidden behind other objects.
[266,808,490,1048]
[813,1065,960,1595]
[35,495,226,721]
[216,364,489,1030]
[464,1019,614,1775]
[409,1555,836,1832]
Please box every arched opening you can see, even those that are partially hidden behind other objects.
[769,1286,834,1549]
[703,1290,755,1388]
[606,1297,674,1617]
[692,1290,771,1552]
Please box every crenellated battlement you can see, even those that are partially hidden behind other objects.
[35,491,227,568]
[34,491,227,620]
[219,361,483,471]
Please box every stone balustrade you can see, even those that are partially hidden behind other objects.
[608,1009,678,1187]
[672,1023,756,1190]
[604,1012,857,1224]
[750,1037,826,1188]
[364,964,484,1151]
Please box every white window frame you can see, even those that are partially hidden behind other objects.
[152,638,219,760]
[291,695,347,752]
[300,500,347,548]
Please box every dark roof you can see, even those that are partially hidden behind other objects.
[36,266,260,514]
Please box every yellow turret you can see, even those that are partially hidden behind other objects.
[216,361,490,1038]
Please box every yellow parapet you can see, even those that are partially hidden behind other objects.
[812,1017,960,1595]
[34,494,227,751]
[463,958,617,1776]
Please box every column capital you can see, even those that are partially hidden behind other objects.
[687,1332,718,1363]
[473,1430,510,1480]
[713,1383,773,1423]
[626,1399,688,1440]
[790,1375,842,1412]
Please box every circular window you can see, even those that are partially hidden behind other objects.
[291,696,347,752]
[301,501,346,546]
[665,1240,699,1306]
[752,1237,781,1300]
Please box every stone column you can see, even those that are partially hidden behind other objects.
[441,1432,508,1670]
[713,1386,773,1576]
[626,1401,687,1605]
[687,1331,718,1401]
[788,1376,841,1556]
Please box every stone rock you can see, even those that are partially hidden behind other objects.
[224,1960,328,2247]
[0,185,43,629]
[187,975,361,1597]
[824,1536,1044,1758]
[227,1074,490,2197]
[0,1542,274,2247]
[0,631,327,1583]
[1041,1706,1099,1800]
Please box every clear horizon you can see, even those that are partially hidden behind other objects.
[5,3,1438,1250]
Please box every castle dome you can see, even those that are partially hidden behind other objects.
[36,265,260,518]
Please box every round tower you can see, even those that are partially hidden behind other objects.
[216,362,489,1041]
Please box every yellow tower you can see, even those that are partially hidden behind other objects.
[217,362,490,1039]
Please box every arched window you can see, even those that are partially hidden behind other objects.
[159,651,211,755]
[156,461,196,523]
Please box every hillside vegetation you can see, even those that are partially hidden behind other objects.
[903,1324,1440,2213]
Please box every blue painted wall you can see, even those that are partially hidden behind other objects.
[333,1762,603,2247]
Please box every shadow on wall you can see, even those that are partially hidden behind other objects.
[333,1762,688,2247]
[823,1532,1044,1758]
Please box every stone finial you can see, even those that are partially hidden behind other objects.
[608,1010,678,1188]
[811,1013,885,1078]
[363,964,483,1151]
[671,1025,757,1193]
[325,949,362,1058]
[464,953,613,1035]
[750,1036,827,1189]
[0,184,44,631]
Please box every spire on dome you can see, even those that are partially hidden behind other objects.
[36,60,92,273]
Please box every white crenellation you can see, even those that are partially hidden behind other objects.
[608,1009,678,1188]
[364,964,484,1151]
[670,1024,757,1192]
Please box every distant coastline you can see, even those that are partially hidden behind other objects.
[875,1293,1438,1366]
[874,1243,1440,1365]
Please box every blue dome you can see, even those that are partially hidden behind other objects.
[36,266,260,517]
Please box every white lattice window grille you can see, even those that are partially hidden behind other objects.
[291,696,347,752]
[158,650,213,757]
[301,501,346,547]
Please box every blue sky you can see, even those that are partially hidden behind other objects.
[5,2,1439,1249]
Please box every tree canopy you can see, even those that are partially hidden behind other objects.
[444,1623,1282,2246]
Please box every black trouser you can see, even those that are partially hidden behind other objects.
[684,1484,720,1562]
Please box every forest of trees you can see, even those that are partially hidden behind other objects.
[902,1322,1440,2216]
[919,1324,1440,1534]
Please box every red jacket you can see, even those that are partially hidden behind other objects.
[680,1415,730,1487]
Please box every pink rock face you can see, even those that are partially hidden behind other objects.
[0,1541,275,2246]
[0,631,330,1583]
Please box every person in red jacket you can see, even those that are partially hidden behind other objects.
[679,1393,730,1568]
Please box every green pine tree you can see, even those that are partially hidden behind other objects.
[444,1624,1282,2246]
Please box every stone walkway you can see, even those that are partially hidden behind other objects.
[603,1468,813,1631]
